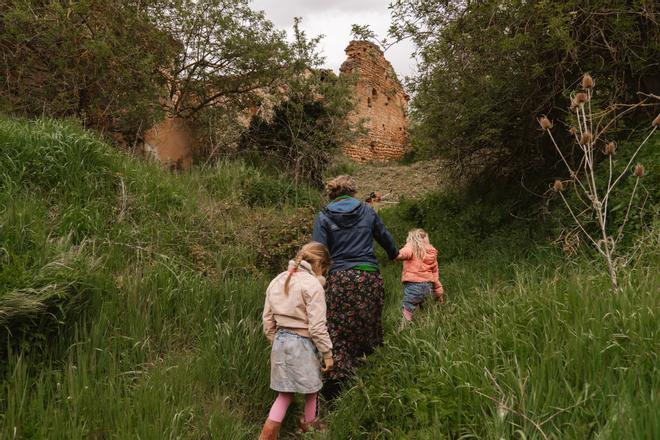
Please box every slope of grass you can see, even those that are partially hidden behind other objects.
[1,117,657,438]
[327,246,658,439]
[0,117,318,437]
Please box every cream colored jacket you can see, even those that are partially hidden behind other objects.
[263,260,333,358]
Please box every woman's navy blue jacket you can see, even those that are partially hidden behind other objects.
[312,197,398,273]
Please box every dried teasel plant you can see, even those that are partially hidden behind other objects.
[538,74,658,294]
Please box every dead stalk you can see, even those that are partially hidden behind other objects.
[544,75,656,294]
[615,177,640,244]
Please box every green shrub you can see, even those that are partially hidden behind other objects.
[381,188,548,262]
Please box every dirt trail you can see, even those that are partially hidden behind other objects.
[352,159,448,205]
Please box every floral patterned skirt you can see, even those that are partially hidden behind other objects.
[325,269,384,381]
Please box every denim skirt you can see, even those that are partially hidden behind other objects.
[270,329,322,394]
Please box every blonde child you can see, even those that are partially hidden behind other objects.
[260,242,334,439]
[396,229,444,328]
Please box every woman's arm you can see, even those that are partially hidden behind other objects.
[312,212,328,246]
[373,213,398,259]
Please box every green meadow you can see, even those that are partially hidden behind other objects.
[1,118,658,439]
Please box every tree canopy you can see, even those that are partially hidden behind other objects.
[0,0,351,169]
[390,0,659,190]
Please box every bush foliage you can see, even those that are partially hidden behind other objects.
[390,0,659,190]
[0,1,355,179]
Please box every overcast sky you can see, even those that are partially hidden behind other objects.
[250,0,417,81]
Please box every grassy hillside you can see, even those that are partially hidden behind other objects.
[0,117,319,437]
[1,118,658,438]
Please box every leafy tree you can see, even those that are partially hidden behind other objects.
[238,19,357,186]
[389,0,659,190]
[148,0,292,118]
[0,0,176,136]
[0,0,355,170]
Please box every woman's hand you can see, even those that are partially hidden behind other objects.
[321,355,334,372]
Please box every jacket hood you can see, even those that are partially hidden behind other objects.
[287,259,326,286]
[322,197,367,228]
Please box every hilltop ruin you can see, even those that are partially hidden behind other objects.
[339,40,410,163]
[141,40,410,169]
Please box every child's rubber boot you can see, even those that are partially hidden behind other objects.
[258,418,281,440]
[299,417,324,433]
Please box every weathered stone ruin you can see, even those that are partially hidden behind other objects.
[141,40,409,169]
[340,40,409,163]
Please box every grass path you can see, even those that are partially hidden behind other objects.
[351,159,449,203]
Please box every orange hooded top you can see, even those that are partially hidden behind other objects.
[397,243,444,296]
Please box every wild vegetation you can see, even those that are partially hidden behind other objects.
[0,116,321,437]
[387,0,659,190]
[0,1,357,183]
[1,0,658,438]
[1,117,657,438]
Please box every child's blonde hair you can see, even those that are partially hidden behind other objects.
[284,241,331,295]
[406,228,430,260]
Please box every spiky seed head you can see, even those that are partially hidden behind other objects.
[604,142,616,155]
[574,92,589,105]
[633,164,645,178]
[538,116,552,130]
[580,131,593,145]
[553,180,564,192]
[581,73,594,89]
[569,126,577,135]
[653,113,660,128]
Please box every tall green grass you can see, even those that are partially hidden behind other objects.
[1,117,657,438]
[0,117,318,437]
[327,245,659,439]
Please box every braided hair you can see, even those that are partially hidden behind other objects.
[284,242,331,295]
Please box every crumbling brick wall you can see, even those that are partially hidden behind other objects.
[340,40,409,163]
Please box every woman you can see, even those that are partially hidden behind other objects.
[312,175,398,397]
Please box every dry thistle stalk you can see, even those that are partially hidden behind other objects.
[574,92,589,106]
[538,116,553,130]
[604,142,616,155]
[540,73,658,294]
[581,73,594,89]
[579,131,592,145]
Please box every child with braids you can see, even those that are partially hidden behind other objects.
[396,229,444,329]
[259,242,333,439]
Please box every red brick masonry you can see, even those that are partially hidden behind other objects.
[340,41,410,163]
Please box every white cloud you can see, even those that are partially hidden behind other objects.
[251,0,416,80]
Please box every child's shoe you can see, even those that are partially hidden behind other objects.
[398,318,409,332]
[258,418,281,439]
[299,417,324,433]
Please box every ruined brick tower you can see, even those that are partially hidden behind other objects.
[340,40,409,163]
